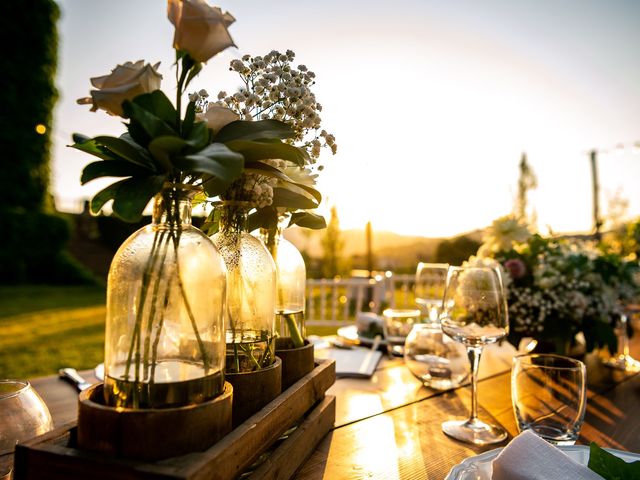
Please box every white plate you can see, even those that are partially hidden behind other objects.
[337,325,387,346]
[445,445,640,479]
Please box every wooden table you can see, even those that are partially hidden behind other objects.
[11,338,640,479]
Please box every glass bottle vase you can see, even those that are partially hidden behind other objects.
[260,214,306,347]
[104,184,227,409]
[211,202,277,373]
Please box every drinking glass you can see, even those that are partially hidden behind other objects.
[414,263,449,321]
[440,265,508,445]
[382,308,420,356]
[604,308,640,372]
[0,380,54,477]
[403,323,469,390]
[512,354,587,445]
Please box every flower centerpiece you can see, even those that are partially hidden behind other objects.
[476,216,639,355]
[72,0,306,410]
[197,50,336,371]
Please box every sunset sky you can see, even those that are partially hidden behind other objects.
[52,0,640,237]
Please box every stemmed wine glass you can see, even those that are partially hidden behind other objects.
[604,305,640,372]
[414,263,449,321]
[440,265,509,445]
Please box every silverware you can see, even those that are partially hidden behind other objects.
[58,368,92,391]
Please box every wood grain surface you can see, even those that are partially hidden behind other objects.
[14,334,640,480]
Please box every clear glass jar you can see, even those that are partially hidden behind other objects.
[104,184,227,409]
[212,202,277,372]
[260,214,306,346]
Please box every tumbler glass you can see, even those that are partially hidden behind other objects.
[511,354,587,445]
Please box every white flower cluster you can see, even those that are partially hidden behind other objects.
[188,89,211,113]
[217,50,337,161]
[479,215,532,256]
[221,159,289,209]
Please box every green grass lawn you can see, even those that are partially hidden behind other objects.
[0,285,341,380]
[0,286,106,379]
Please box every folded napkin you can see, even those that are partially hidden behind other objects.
[492,430,604,480]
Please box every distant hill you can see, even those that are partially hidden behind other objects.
[284,227,482,273]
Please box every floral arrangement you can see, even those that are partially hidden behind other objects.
[70,0,335,399]
[195,49,337,235]
[476,216,639,354]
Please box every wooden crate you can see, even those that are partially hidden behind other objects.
[13,359,336,480]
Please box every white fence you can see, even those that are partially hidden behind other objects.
[305,273,415,327]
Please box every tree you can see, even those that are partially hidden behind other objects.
[435,235,481,265]
[0,0,93,283]
[514,152,538,226]
[321,206,344,278]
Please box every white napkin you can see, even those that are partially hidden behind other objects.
[491,430,604,480]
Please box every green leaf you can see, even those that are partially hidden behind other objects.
[148,135,188,172]
[289,211,327,229]
[81,160,152,185]
[90,179,128,214]
[588,442,640,480]
[131,91,178,128]
[173,143,244,182]
[112,175,166,222]
[226,139,308,166]
[93,135,156,170]
[185,121,210,150]
[182,101,196,137]
[271,187,318,210]
[123,101,177,140]
[184,62,202,90]
[70,136,117,161]
[294,183,322,204]
[245,161,295,182]
[215,119,295,143]
[247,207,278,232]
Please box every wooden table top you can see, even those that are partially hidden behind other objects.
[12,336,640,480]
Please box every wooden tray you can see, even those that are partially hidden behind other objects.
[13,359,336,480]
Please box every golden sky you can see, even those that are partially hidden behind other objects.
[53,0,640,237]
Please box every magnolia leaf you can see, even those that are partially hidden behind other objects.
[271,187,318,210]
[289,211,327,229]
[201,208,220,236]
[123,101,177,140]
[81,160,152,185]
[131,90,178,128]
[247,207,279,233]
[90,179,128,214]
[184,62,202,90]
[245,161,295,182]
[93,135,156,170]
[111,175,166,222]
[185,121,210,150]
[70,136,118,161]
[148,135,188,172]
[295,182,322,204]
[174,143,243,195]
[215,119,295,143]
[182,101,196,137]
[226,139,307,166]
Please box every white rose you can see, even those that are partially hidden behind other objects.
[201,103,239,135]
[167,0,236,63]
[77,60,162,117]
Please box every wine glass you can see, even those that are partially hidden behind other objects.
[0,380,54,477]
[440,265,509,445]
[604,306,640,372]
[414,263,449,321]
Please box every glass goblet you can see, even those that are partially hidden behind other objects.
[604,307,640,372]
[414,262,449,321]
[0,380,54,478]
[440,265,509,445]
